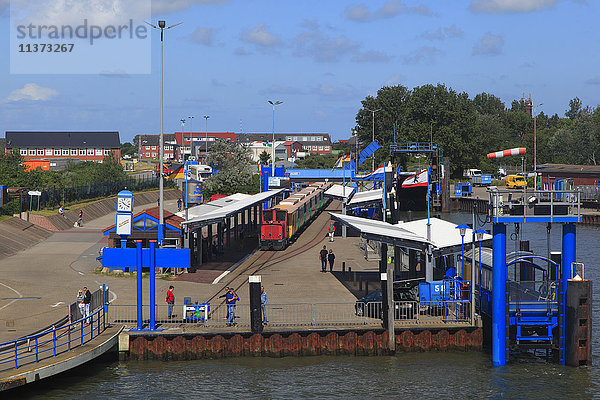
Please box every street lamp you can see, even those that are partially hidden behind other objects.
[533,103,543,185]
[203,115,210,159]
[188,116,194,132]
[474,229,486,314]
[456,224,469,279]
[145,19,182,245]
[365,107,381,171]
[268,100,283,177]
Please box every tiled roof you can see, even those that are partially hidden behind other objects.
[6,131,120,148]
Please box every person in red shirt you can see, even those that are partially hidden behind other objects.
[166,286,175,319]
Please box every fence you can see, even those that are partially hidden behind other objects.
[108,300,474,329]
[0,305,107,372]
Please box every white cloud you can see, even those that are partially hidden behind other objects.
[385,74,404,86]
[420,25,464,40]
[190,27,215,46]
[152,0,230,14]
[294,25,359,62]
[473,33,504,55]
[259,85,304,95]
[469,0,562,13]
[403,46,442,64]
[346,1,433,22]
[241,23,282,47]
[585,77,600,85]
[353,50,393,63]
[4,83,58,102]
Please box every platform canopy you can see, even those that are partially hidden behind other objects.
[182,189,284,230]
[330,214,492,256]
[328,213,430,251]
[324,184,355,200]
[347,188,383,207]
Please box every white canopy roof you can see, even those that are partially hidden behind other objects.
[396,218,492,249]
[324,184,355,200]
[347,188,383,206]
[182,189,284,228]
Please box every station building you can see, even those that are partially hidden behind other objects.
[4,131,121,163]
[538,163,600,187]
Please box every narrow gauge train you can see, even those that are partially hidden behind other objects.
[260,182,331,250]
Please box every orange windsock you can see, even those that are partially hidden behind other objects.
[487,147,526,159]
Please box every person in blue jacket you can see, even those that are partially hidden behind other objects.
[225,287,239,326]
[261,286,268,324]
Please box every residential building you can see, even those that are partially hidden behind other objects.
[138,134,176,160]
[175,131,236,160]
[5,131,121,162]
[236,133,332,155]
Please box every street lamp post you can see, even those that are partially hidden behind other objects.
[474,229,486,314]
[365,108,381,171]
[145,19,182,245]
[268,100,283,177]
[203,115,210,160]
[533,103,543,186]
[188,115,194,132]
[456,224,469,279]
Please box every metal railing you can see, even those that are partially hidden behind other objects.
[108,300,474,328]
[488,188,581,221]
[0,305,107,371]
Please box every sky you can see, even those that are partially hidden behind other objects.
[1,0,599,143]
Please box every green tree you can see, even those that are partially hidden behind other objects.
[204,141,254,196]
[259,150,271,165]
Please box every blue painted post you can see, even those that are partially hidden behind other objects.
[149,240,156,330]
[121,239,127,249]
[492,223,507,366]
[561,223,576,365]
[136,240,143,331]
[461,236,465,278]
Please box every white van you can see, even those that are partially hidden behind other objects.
[463,169,482,179]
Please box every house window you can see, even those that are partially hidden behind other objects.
[285,136,292,141]
[316,136,323,141]
[60,149,68,155]
[79,149,86,155]
[46,148,52,155]
[145,146,151,150]
[20,149,27,155]
[152,152,157,157]
[312,146,318,151]
[71,149,77,155]
[29,149,36,155]
[318,146,323,151]
[95,149,102,156]
[87,148,94,155]
[104,149,110,155]
[324,146,330,151]
[54,149,61,155]
[145,152,150,157]
[37,149,44,155]
[293,136,298,141]
[151,146,156,150]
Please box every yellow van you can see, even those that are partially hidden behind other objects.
[506,175,527,189]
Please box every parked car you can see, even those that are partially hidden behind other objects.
[355,286,418,320]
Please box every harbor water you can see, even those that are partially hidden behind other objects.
[15,214,600,399]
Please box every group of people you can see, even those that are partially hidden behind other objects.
[164,285,269,326]
[57,207,84,227]
[319,245,336,273]
[76,286,92,323]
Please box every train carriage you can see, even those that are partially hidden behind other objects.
[260,182,331,250]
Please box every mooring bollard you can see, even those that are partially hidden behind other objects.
[342,261,346,274]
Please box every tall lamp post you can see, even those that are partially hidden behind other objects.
[365,107,381,171]
[268,100,283,177]
[145,19,182,245]
[533,103,543,187]
[456,224,469,279]
[188,115,194,132]
[203,115,210,157]
[474,229,486,314]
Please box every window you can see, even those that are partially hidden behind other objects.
[293,136,298,141]
[20,149,27,155]
[37,149,44,155]
[29,149,36,155]
[87,148,94,155]
[184,137,190,142]
[152,152,157,157]
[302,136,308,142]
[104,149,110,155]
[285,136,292,141]
[62,149,69,155]
[324,146,330,151]
[145,146,151,150]
[316,136,323,141]
[54,149,61,155]
[312,146,318,151]
[79,149,86,155]
[318,146,323,151]
[151,146,156,150]
[71,149,77,155]
[95,149,102,156]
[145,152,151,157]
[45,148,52,155]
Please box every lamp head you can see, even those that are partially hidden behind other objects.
[158,20,166,28]
[456,224,469,237]
[474,228,486,241]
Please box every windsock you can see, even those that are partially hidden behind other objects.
[487,147,526,159]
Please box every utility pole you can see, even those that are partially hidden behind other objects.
[366,107,381,171]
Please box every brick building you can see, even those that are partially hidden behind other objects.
[5,131,121,162]
[138,134,176,160]
[538,163,600,188]
[175,131,236,160]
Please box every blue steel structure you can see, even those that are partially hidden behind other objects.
[488,187,581,366]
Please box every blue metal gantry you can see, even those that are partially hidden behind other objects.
[488,187,581,366]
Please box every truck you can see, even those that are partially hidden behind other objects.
[472,174,492,186]
[506,174,527,189]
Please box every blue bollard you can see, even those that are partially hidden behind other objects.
[492,223,507,366]
[149,240,156,330]
[136,240,143,330]
[561,223,576,365]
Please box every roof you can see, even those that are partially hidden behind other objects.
[287,169,355,180]
[139,134,176,146]
[182,190,284,228]
[347,189,383,206]
[324,184,355,200]
[538,163,600,175]
[6,131,121,148]
[396,218,492,249]
[176,132,237,142]
[102,206,184,235]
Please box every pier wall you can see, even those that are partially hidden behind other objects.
[124,328,483,360]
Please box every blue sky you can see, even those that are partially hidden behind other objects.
[1,0,599,143]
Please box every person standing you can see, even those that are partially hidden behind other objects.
[328,221,336,242]
[226,287,239,326]
[77,210,83,227]
[260,286,268,324]
[83,286,91,324]
[166,286,175,319]
[328,249,336,272]
[319,245,328,273]
[58,206,65,218]
[177,198,182,211]
[76,289,85,319]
